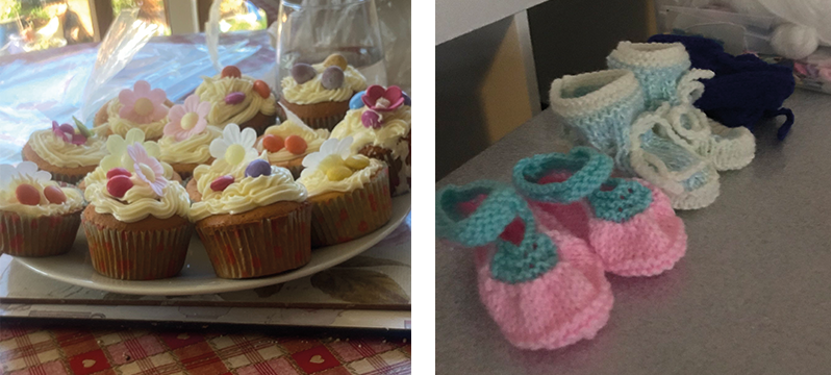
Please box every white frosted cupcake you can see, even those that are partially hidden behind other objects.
[82,142,192,280]
[194,65,278,134]
[81,128,180,190]
[188,124,312,279]
[255,106,329,177]
[158,94,222,179]
[296,137,392,246]
[22,119,109,184]
[0,162,85,257]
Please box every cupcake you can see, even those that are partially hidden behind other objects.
[22,118,109,184]
[0,162,85,257]
[94,80,172,140]
[296,137,392,246]
[330,85,411,196]
[194,65,278,134]
[82,143,192,280]
[158,94,222,179]
[279,53,368,130]
[188,123,312,279]
[81,128,181,190]
[255,105,330,178]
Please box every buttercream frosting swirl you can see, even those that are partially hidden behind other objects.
[83,162,176,188]
[27,128,109,168]
[281,63,367,104]
[331,105,411,158]
[256,120,330,163]
[159,126,222,164]
[107,98,170,139]
[190,153,307,221]
[84,177,190,223]
[195,74,277,127]
[298,158,384,197]
[0,177,84,217]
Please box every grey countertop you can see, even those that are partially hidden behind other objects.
[436,89,831,374]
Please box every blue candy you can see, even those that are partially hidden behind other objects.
[349,91,366,109]
[403,92,411,106]
[245,159,272,178]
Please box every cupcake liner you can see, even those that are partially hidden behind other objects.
[301,113,346,131]
[310,168,393,247]
[83,219,193,280]
[196,203,313,279]
[0,209,83,257]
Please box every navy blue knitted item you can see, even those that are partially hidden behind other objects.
[648,34,795,140]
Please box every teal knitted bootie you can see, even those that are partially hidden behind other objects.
[549,70,644,171]
[435,181,558,284]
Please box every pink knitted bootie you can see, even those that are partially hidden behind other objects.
[436,181,613,350]
[512,147,687,277]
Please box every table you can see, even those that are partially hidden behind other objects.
[436,89,831,374]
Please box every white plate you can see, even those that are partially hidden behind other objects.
[15,196,410,296]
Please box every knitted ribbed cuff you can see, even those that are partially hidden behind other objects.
[513,147,613,204]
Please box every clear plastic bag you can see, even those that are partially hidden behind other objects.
[0,9,262,164]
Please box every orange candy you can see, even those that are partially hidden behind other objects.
[253,80,270,98]
[43,185,67,204]
[221,66,241,78]
[15,184,40,206]
[262,134,284,152]
[285,135,307,155]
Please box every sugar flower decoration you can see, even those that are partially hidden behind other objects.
[209,123,258,165]
[127,142,167,197]
[51,121,87,145]
[0,161,51,191]
[118,80,169,124]
[301,137,354,177]
[101,128,162,171]
[362,85,404,112]
[164,94,211,141]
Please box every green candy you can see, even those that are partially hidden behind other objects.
[73,116,93,138]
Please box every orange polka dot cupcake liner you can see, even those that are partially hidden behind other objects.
[0,209,83,257]
[196,203,313,279]
[82,220,193,280]
[310,168,393,247]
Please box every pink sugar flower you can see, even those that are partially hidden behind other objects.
[164,94,211,141]
[51,121,86,145]
[118,80,169,124]
[361,85,404,112]
[127,142,167,197]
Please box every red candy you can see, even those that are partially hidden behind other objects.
[285,135,307,155]
[15,184,40,206]
[221,66,241,78]
[43,185,67,204]
[107,175,133,198]
[262,134,284,152]
[106,167,131,179]
[210,175,234,192]
[253,80,270,98]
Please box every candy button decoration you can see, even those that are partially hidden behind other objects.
[345,155,370,170]
[361,110,382,129]
[221,66,242,78]
[285,135,307,155]
[327,166,353,181]
[321,66,344,90]
[349,91,366,109]
[291,63,316,84]
[43,185,67,204]
[403,92,411,106]
[262,134,284,152]
[210,175,234,192]
[323,53,348,70]
[59,123,75,135]
[224,144,246,165]
[107,175,133,198]
[225,92,245,105]
[245,159,272,178]
[15,184,40,205]
[137,163,156,182]
[107,167,131,179]
[253,80,270,98]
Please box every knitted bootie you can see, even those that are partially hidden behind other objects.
[549,70,720,210]
[436,181,613,350]
[608,41,756,171]
[513,147,687,276]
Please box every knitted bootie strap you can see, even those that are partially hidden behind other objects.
[587,178,653,223]
[513,146,613,204]
[436,181,558,284]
